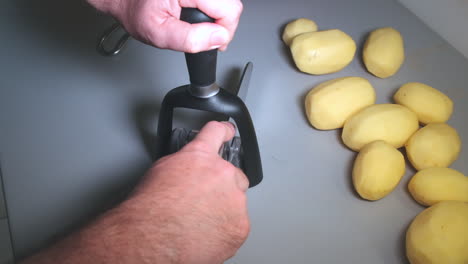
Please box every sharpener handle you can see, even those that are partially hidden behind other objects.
[156,87,263,188]
[180,8,217,88]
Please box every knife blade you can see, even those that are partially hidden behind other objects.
[231,61,253,101]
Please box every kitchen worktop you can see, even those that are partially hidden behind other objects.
[1,0,467,263]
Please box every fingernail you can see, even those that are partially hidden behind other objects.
[209,44,222,50]
[218,45,228,52]
[221,121,236,133]
[210,30,229,49]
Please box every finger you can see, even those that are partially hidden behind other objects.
[235,168,249,192]
[148,16,230,53]
[179,0,243,49]
[182,121,235,154]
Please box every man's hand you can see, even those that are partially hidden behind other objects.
[124,121,250,263]
[88,0,243,52]
[22,121,250,264]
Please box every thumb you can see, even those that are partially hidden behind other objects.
[182,121,235,154]
[185,23,230,53]
[156,18,230,53]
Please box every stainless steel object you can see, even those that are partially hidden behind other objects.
[187,83,220,98]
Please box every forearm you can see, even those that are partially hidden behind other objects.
[21,200,175,264]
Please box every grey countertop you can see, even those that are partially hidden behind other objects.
[0,219,13,264]
[0,176,6,219]
[1,161,13,264]
[1,0,468,263]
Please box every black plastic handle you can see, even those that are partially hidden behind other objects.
[180,8,217,87]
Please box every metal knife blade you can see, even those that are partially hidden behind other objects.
[233,61,253,101]
[216,61,253,122]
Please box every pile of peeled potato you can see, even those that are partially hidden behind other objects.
[283,18,468,263]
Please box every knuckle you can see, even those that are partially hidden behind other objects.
[185,42,199,53]
[228,193,250,240]
[230,214,250,243]
[239,217,250,239]
[236,168,249,185]
[235,1,243,14]
[217,160,237,177]
[184,27,205,53]
[183,33,198,53]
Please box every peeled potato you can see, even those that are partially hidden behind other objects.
[304,77,376,130]
[363,27,405,78]
[282,18,318,46]
[408,168,468,206]
[406,201,468,264]
[352,140,405,200]
[394,82,453,124]
[342,104,419,151]
[290,29,356,75]
[406,123,461,170]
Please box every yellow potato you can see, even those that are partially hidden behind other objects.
[342,104,419,151]
[408,168,468,206]
[406,123,461,170]
[304,77,376,130]
[290,29,356,75]
[406,201,468,264]
[394,82,453,124]
[282,18,318,46]
[352,140,405,200]
[363,27,405,78]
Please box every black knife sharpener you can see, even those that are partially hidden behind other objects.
[155,8,263,188]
